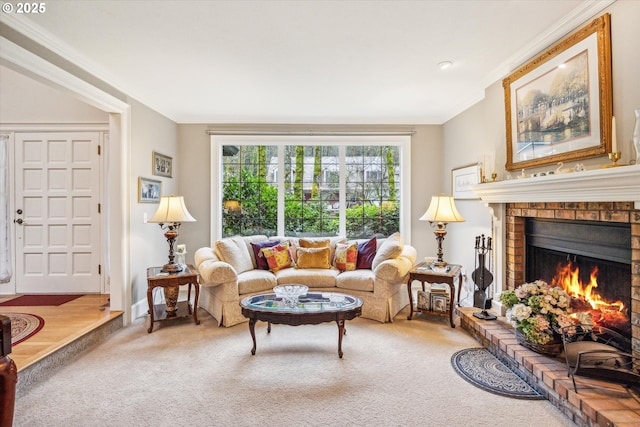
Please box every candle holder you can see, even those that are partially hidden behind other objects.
[605,152,621,168]
[491,172,497,182]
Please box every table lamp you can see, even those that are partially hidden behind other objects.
[419,195,465,267]
[149,196,196,273]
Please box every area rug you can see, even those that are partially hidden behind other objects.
[451,347,544,400]
[0,294,83,307]
[6,312,45,346]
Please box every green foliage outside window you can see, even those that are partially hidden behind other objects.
[221,144,401,238]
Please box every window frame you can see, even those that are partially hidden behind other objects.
[210,135,411,244]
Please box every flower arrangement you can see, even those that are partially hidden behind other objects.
[500,280,576,345]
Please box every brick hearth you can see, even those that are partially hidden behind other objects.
[458,307,640,427]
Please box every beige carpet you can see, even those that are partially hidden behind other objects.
[14,307,575,427]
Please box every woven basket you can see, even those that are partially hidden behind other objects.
[515,329,563,356]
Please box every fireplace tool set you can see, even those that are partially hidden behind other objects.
[472,234,496,320]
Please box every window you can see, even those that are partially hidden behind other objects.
[212,136,411,241]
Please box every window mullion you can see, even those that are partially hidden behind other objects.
[277,144,285,236]
[339,145,346,237]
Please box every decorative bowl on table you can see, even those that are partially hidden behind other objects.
[273,284,308,308]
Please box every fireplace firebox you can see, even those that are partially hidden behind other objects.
[525,218,632,339]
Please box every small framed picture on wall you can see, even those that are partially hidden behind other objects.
[138,177,161,203]
[451,164,480,200]
[152,151,173,178]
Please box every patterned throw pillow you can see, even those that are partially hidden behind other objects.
[356,237,377,270]
[251,240,280,270]
[334,242,358,271]
[260,242,294,272]
[296,247,331,269]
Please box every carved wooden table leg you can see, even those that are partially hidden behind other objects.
[192,282,200,325]
[336,318,346,358]
[147,287,155,333]
[407,279,414,320]
[249,318,257,355]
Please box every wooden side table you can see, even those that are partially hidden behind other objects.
[146,264,200,333]
[407,262,462,328]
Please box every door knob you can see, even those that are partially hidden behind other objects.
[14,218,23,225]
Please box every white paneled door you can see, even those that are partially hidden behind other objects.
[15,132,101,293]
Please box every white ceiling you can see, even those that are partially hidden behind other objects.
[8,0,610,124]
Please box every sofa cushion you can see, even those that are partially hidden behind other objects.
[372,232,404,270]
[336,269,375,292]
[334,242,358,271]
[356,237,377,270]
[296,247,331,269]
[237,269,278,295]
[299,238,330,248]
[275,267,339,288]
[251,240,280,270]
[261,242,295,272]
[214,235,254,274]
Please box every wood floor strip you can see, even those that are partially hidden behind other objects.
[0,294,122,371]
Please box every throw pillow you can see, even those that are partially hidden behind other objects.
[334,242,358,271]
[214,235,254,274]
[296,247,332,269]
[356,237,377,269]
[371,232,404,270]
[299,238,330,249]
[260,242,295,272]
[251,240,280,270]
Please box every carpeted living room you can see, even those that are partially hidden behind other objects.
[1,1,640,426]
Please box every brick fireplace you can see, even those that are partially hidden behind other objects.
[467,165,640,426]
[471,165,640,360]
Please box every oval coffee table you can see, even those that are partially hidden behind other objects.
[240,291,363,358]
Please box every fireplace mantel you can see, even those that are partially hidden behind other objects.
[470,164,640,206]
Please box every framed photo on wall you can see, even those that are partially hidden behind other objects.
[138,177,161,203]
[451,164,480,200]
[503,14,612,171]
[152,151,173,178]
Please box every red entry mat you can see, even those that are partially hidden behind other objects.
[0,294,84,306]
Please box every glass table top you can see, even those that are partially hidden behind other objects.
[241,292,362,313]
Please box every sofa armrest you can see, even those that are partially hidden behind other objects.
[195,247,238,286]
[373,245,416,282]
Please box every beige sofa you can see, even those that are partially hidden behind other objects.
[194,233,416,327]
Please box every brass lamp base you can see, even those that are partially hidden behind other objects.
[161,262,183,273]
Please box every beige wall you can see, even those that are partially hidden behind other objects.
[129,98,179,304]
[0,65,108,123]
[441,1,640,304]
[177,123,444,265]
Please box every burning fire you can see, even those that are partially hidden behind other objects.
[550,261,630,335]
[551,263,625,313]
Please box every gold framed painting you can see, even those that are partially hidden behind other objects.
[503,14,612,171]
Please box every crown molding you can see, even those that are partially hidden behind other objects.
[482,0,616,90]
